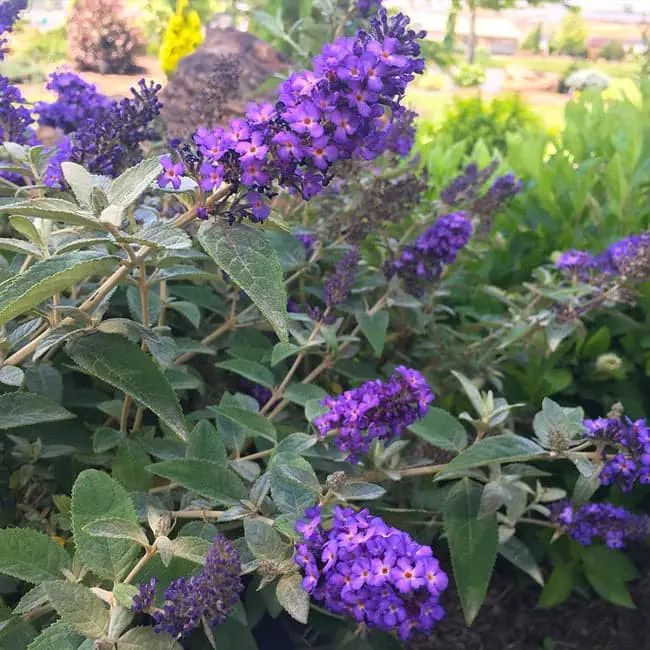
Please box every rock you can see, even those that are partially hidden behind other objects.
[160,25,286,139]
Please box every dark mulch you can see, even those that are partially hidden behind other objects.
[420,557,650,650]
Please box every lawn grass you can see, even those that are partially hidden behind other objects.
[487,54,640,79]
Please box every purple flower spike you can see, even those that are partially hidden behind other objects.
[294,505,447,640]
[314,366,434,463]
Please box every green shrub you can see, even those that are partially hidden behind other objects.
[419,39,456,70]
[451,62,486,88]
[0,58,46,83]
[432,94,544,155]
[521,22,542,54]
[10,23,67,63]
[599,40,625,61]
[549,9,588,58]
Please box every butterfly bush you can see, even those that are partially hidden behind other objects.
[295,506,448,639]
[551,501,650,549]
[314,366,433,462]
[132,536,243,638]
[163,8,425,223]
[584,415,650,490]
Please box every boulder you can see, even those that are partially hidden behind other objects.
[160,24,286,138]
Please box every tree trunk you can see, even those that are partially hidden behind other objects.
[468,2,477,64]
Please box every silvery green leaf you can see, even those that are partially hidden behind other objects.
[61,162,94,207]
[100,204,124,227]
[451,370,484,415]
[42,581,109,639]
[276,573,309,624]
[121,221,191,250]
[0,365,24,387]
[107,157,162,207]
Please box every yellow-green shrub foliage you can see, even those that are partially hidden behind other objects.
[159,0,203,78]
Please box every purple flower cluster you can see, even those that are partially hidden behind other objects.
[314,366,433,462]
[440,160,522,217]
[386,211,473,296]
[36,71,112,134]
[556,249,598,279]
[0,74,33,144]
[185,8,424,221]
[551,500,650,549]
[295,505,447,639]
[323,245,361,310]
[133,536,242,638]
[132,577,157,612]
[41,79,162,183]
[584,416,650,491]
[0,0,26,58]
[296,232,316,258]
[556,232,650,280]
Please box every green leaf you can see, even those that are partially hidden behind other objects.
[66,333,188,441]
[0,237,42,257]
[538,563,575,608]
[146,459,245,505]
[113,440,152,492]
[82,519,149,547]
[171,536,212,564]
[442,435,546,474]
[212,405,277,443]
[0,366,24,387]
[276,432,317,456]
[581,546,637,608]
[209,616,259,650]
[0,528,70,583]
[271,342,301,366]
[107,157,162,207]
[408,407,468,452]
[23,364,63,402]
[122,221,191,250]
[198,221,288,341]
[443,478,497,624]
[269,453,320,516]
[167,301,201,329]
[112,584,139,609]
[27,621,82,650]
[42,581,109,639]
[186,420,228,465]
[60,162,94,207]
[356,311,389,356]
[0,197,100,227]
[0,615,36,648]
[305,398,328,423]
[215,358,275,389]
[0,392,74,430]
[498,536,544,586]
[266,230,307,271]
[276,573,309,623]
[284,383,327,406]
[92,427,122,453]
[532,398,585,448]
[71,469,139,580]
[0,251,117,326]
[117,626,183,650]
[9,215,46,251]
[335,482,386,501]
[244,519,289,560]
[451,370,483,415]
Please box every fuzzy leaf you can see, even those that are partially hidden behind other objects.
[198,221,288,341]
[0,528,70,584]
[113,439,152,492]
[215,358,275,389]
[269,453,320,516]
[122,221,191,250]
[0,237,42,257]
[83,519,149,547]
[244,519,288,560]
[356,310,389,356]
[43,581,109,639]
[499,536,544,586]
[171,537,212,564]
[335,482,386,501]
[276,573,309,623]
[0,197,99,227]
[442,435,545,474]
[26,621,82,650]
[146,459,245,505]
[0,392,74,430]
[71,470,139,580]
[186,420,228,465]
[107,157,162,207]
[408,407,468,452]
[0,251,117,326]
[212,405,277,443]
[117,626,184,650]
[443,478,497,625]
[66,333,188,441]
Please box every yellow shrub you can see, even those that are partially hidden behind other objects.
[159,0,204,78]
